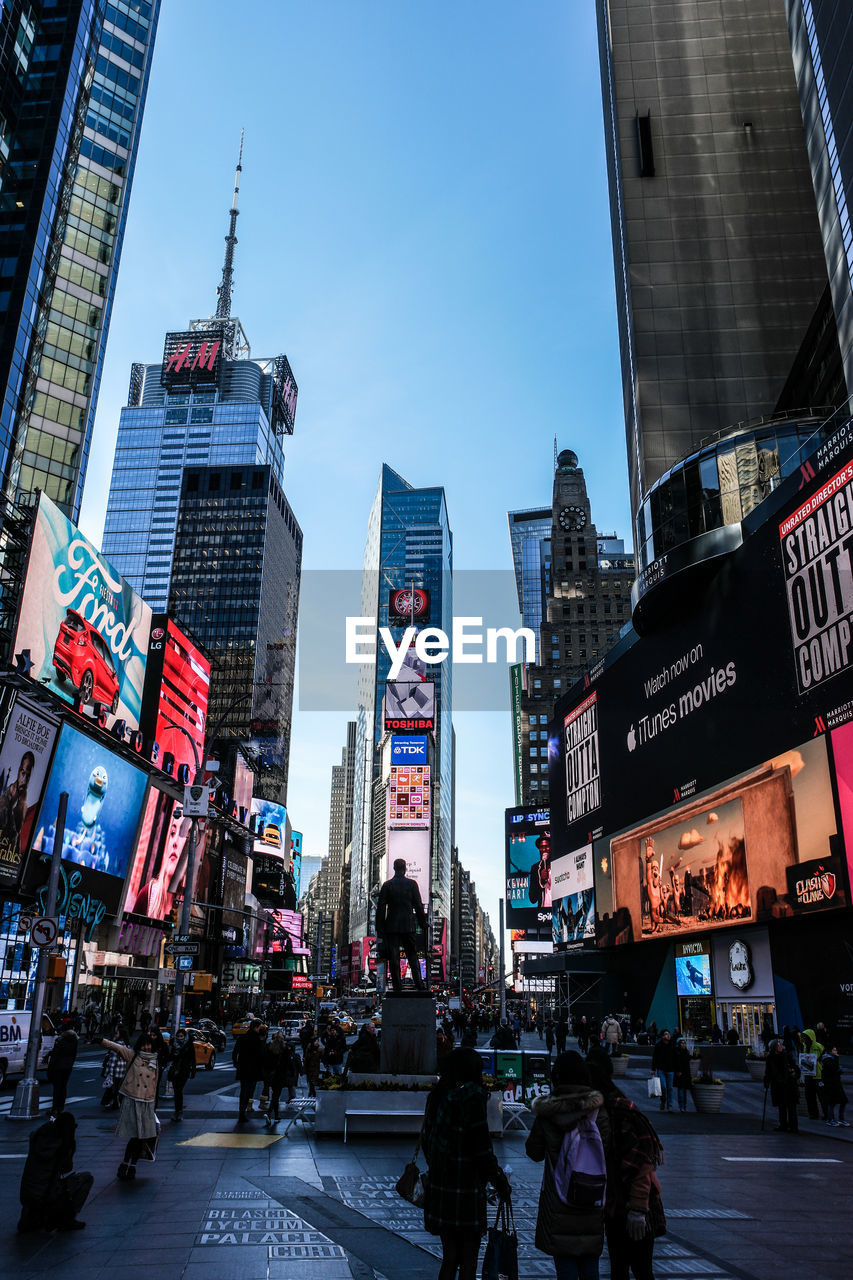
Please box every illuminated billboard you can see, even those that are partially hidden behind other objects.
[505,807,552,930]
[675,953,712,996]
[30,722,149,916]
[126,789,186,922]
[388,588,430,624]
[390,735,428,765]
[14,493,151,731]
[551,843,595,948]
[251,798,287,857]
[160,327,224,388]
[0,693,58,891]
[388,764,431,828]
[290,829,303,894]
[386,827,430,907]
[384,681,436,733]
[140,615,209,780]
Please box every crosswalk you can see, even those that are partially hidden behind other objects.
[0,1093,91,1115]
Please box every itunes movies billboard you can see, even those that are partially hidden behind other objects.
[14,493,151,731]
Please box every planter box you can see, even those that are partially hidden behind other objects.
[691,1082,726,1114]
[746,1059,766,1082]
[611,1057,629,1077]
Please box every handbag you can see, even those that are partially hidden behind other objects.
[482,1198,518,1280]
[647,1075,662,1099]
[395,1133,425,1207]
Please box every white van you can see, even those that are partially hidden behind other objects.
[0,1011,57,1086]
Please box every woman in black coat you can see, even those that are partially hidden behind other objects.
[764,1039,801,1132]
[525,1051,605,1280]
[233,1023,267,1121]
[46,1030,78,1116]
[18,1113,92,1233]
[167,1028,196,1121]
[820,1046,849,1126]
[423,1048,510,1279]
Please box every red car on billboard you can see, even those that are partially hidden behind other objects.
[52,609,119,711]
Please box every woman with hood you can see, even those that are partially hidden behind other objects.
[423,1046,511,1279]
[167,1027,196,1122]
[263,1031,298,1125]
[525,1050,605,1280]
[672,1037,692,1114]
[99,1029,161,1181]
[18,1112,92,1233]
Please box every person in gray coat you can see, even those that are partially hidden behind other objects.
[525,1051,606,1280]
[376,858,428,992]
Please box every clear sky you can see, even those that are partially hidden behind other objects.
[78,0,632,931]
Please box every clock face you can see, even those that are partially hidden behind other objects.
[558,505,587,532]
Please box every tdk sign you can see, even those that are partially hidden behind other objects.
[391,735,428,764]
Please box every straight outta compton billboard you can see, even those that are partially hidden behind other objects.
[550,430,853,953]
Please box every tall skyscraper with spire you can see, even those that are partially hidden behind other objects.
[102,142,301,800]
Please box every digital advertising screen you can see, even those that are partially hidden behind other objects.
[30,722,149,915]
[140,615,210,778]
[384,681,436,732]
[14,493,152,732]
[290,829,303,893]
[388,588,430,624]
[388,764,431,828]
[505,806,552,929]
[0,693,58,891]
[251,798,287,858]
[386,827,430,907]
[390,735,428,765]
[675,953,712,996]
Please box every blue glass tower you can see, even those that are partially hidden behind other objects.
[0,0,161,520]
[349,464,453,944]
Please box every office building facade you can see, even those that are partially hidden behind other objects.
[512,450,633,808]
[349,464,453,945]
[596,0,838,521]
[0,0,160,519]
[508,507,551,636]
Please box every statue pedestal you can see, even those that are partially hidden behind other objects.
[380,994,437,1075]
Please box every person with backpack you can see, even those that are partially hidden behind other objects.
[587,1050,665,1280]
[100,1032,127,1109]
[525,1051,606,1279]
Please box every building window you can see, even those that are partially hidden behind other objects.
[164,409,187,424]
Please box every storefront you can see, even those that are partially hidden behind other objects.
[711,928,776,1048]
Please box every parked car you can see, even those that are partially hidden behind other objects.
[196,1018,226,1052]
[52,609,119,711]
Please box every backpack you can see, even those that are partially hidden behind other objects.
[551,1109,607,1208]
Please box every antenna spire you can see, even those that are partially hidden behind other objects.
[215,130,243,320]
[554,435,558,470]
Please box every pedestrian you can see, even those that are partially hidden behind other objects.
[139,1007,152,1035]
[17,1113,92,1234]
[233,1021,267,1122]
[764,1039,800,1133]
[587,1050,666,1280]
[711,1023,723,1045]
[100,1031,127,1109]
[299,1017,315,1054]
[601,1015,622,1057]
[422,1047,511,1279]
[555,1014,569,1057]
[303,1036,322,1097]
[46,1029,78,1116]
[801,1026,826,1119]
[651,1029,676,1113]
[322,1021,347,1076]
[725,1026,739,1045]
[263,1031,298,1125]
[536,1011,544,1041]
[347,1022,381,1074]
[546,1018,556,1056]
[577,1016,590,1055]
[525,1051,605,1279]
[819,1045,849,1127]
[99,1030,162,1181]
[673,1037,692,1113]
[167,1027,196,1121]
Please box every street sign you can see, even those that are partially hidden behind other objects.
[31,917,58,947]
[17,913,34,935]
[171,934,193,944]
[177,954,195,970]
[183,783,210,817]
[165,942,200,956]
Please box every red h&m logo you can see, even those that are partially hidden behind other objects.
[164,339,220,375]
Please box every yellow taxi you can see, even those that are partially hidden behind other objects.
[185,1027,218,1070]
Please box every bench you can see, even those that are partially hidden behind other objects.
[343,1108,424,1142]
[500,1101,530,1134]
[280,1096,317,1137]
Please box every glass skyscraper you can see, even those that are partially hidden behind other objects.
[507,506,551,635]
[0,0,160,520]
[349,464,453,944]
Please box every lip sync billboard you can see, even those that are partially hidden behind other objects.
[550,430,853,951]
[14,493,152,732]
[505,806,553,930]
[0,692,58,891]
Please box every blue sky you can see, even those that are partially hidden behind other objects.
[79,0,631,929]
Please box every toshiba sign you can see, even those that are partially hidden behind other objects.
[161,328,224,387]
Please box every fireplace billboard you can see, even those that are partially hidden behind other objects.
[550,429,853,949]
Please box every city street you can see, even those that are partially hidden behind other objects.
[1,1039,850,1280]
